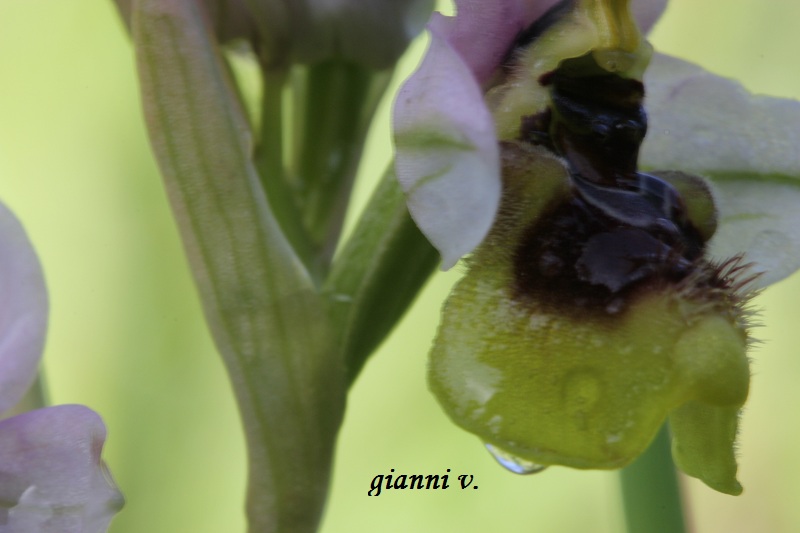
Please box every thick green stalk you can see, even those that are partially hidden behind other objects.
[620,424,688,533]
[132,2,345,531]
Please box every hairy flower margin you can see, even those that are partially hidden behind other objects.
[393,0,800,494]
[0,201,122,532]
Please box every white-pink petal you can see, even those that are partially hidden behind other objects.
[394,28,500,270]
[0,201,47,414]
[0,405,123,533]
[429,0,561,85]
[642,53,800,288]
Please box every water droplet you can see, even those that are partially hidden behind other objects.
[485,444,547,475]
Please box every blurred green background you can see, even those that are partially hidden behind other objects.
[1,1,799,532]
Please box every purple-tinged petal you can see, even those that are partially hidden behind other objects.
[394,27,500,270]
[0,405,123,533]
[0,201,47,414]
[429,0,561,85]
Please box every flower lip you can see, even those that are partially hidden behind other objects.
[0,405,124,530]
[0,201,123,527]
[428,136,752,494]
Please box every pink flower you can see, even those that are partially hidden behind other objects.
[0,201,122,532]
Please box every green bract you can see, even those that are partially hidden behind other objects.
[429,143,752,495]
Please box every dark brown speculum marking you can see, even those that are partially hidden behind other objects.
[513,192,703,315]
[510,51,714,315]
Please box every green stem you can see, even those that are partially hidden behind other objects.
[132,3,346,531]
[290,61,392,278]
[620,424,688,533]
[254,67,317,278]
[324,165,439,383]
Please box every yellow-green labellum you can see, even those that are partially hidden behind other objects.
[429,142,752,495]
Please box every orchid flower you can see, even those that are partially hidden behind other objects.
[393,0,800,500]
[111,0,800,529]
[0,201,122,532]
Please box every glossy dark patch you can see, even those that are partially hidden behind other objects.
[507,26,720,316]
[543,54,647,185]
[571,173,707,261]
[512,191,702,315]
